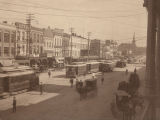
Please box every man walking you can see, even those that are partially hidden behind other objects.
[40,82,43,95]
[48,70,51,78]
[101,73,104,85]
[70,78,74,88]
[125,69,128,75]
[12,96,16,113]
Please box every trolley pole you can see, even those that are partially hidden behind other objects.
[70,28,74,63]
[87,32,91,61]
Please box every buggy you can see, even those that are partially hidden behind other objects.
[76,78,98,100]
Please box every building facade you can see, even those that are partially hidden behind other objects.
[15,22,44,57]
[30,26,44,57]
[62,33,70,57]
[15,22,27,57]
[52,28,63,58]
[0,22,16,59]
[90,39,105,59]
[43,27,54,57]
[69,34,88,59]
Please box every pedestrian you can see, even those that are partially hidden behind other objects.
[79,80,83,88]
[101,74,104,85]
[70,78,74,88]
[92,73,96,79]
[134,68,137,74]
[12,96,16,113]
[40,82,43,95]
[48,70,51,78]
[125,69,128,75]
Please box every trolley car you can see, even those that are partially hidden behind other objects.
[66,64,87,78]
[99,61,115,72]
[86,62,100,73]
[0,63,39,96]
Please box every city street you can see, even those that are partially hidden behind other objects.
[0,64,145,120]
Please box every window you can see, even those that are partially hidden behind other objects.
[40,35,43,43]
[4,32,9,43]
[34,33,36,42]
[37,46,39,53]
[37,34,39,43]
[22,45,25,53]
[17,31,20,41]
[4,47,9,56]
[11,33,16,43]
[11,47,15,56]
[55,38,57,46]
[22,32,25,41]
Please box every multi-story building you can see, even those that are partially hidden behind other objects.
[15,22,44,57]
[69,34,88,59]
[43,27,54,57]
[0,21,16,59]
[52,28,63,58]
[15,22,27,57]
[90,39,105,59]
[103,40,118,59]
[30,26,44,57]
[62,33,70,57]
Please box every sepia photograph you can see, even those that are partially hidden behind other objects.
[0,0,159,120]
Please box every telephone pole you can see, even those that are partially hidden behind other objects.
[70,27,74,63]
[26,13,34,58]
[87,32,91,61]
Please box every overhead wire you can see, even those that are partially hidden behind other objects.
[0,7,145,20]
[1,0,143,13]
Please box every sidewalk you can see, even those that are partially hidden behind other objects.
[0,91,59,111]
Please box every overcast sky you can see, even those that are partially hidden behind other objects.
[0,0,147,47]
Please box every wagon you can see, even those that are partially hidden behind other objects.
[76,78,98,100]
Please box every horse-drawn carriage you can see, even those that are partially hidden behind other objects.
[76,78,98,100]
[111,71,144,120]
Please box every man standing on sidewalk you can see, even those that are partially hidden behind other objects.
[12,96,16,113]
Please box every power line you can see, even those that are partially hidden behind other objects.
[117,36,147,42]
[0,8,145,19]
[1,0,143,13]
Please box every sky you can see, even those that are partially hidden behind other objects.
[0,0,147,47]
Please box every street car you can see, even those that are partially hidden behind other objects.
[116,61,126,68]
[66,64,87,78]
[0,60,39,96]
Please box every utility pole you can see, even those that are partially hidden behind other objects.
[26,13,34,58]
[87,32,91,61]
[70,27,74,63]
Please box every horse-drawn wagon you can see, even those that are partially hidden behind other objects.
[76,78,98,100]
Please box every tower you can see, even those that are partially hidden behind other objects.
[132,32,136,46]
